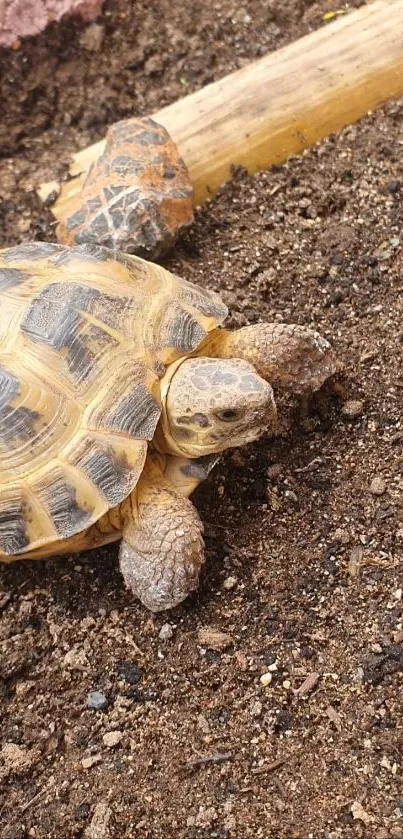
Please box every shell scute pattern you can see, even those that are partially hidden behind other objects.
[0,243,227,556]
[56,117,194,258]
[2,242,63,263]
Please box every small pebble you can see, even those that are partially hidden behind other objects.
[260,672,273,687]
[250,699,263,717]
[380,755,392,770]
[63,645,88,670]
[83,802,112,839]
[369,476,386,495]
[351,801,372,825]
[334,527,350,545]
[79,23,105,52]
[197,714,210,733]
[0,743,34,779]
[86,691,109,711]
[341,399,364,419]
[198,627,234,651]
[159,623,174,641]
[282,679,291,690]
[82,754,102,769]
[223,576,237,590]
[102,731,123,749]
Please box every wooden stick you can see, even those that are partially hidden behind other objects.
[39,0,403,221]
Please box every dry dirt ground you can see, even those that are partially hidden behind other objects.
[0,1,402,838]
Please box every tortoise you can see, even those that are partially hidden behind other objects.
[56,117,194,259]
[0,241,337,611]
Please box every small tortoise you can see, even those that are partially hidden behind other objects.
[57,117,194,258]
[0,242,337,611]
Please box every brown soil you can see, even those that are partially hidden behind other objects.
[1,1,402,838]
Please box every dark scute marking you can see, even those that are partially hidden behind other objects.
[163,165,176,179]
[180,454,221,480]
[108,156,144,177]
[136,129,167,146]
[52,244,112,266]
[1,406,40,446]
[75,228,104,245]
[80,445,136,506]
[103,385,160,440]
[25,278,134,340]
[180,283,228,321]
[103,185,124,202]
[110,210,124,229]
[163,309,206,352]
[103,185,123,201]
[0,496,28,555]
[66,209,87,231]
[86,197,103,213]
[110,251,142,272]
[106,190,140,212]
[0,268,30,292]
[0,367,19,408]
[0,367,40,447]
[108,119,154,145]
[37,477,92,538]
[77,213,109,237]
[3,242,63,263]
[53,243,142,275]
[68,321,115,380]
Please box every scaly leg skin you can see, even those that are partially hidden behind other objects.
[119,460,205,612]
[201,323,341,396]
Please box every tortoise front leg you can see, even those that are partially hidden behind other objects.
[119,460,204,612]
[201,323,340,396]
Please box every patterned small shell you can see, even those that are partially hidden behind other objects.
[57,117,194,259]
[0,242,228,556]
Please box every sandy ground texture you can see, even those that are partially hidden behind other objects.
[1,1,403,838]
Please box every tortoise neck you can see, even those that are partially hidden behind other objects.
[155,357,190,456]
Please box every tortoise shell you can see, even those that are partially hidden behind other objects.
[57,117,194,258]
[0,242,227,556]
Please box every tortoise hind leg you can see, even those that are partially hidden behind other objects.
[119,461,204,612]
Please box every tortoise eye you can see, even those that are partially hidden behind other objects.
[216,409,241,422]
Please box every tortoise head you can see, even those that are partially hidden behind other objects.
[159,357,277,456]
